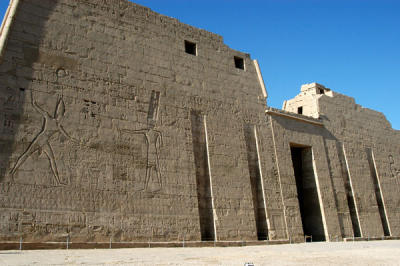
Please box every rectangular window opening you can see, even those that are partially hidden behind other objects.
[319,89,324,94]
[185,40,197,56]
[297,107,303,115]
[234,56,244,70]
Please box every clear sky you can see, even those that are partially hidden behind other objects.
[1,1,399,129]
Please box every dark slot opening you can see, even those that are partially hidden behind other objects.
[190,110,215,241]
[185,40,197,56]
[322,139,345,238]
[234,56,244,70]
[297,107,303,115]
[366,148,391,236]
[337,143,361,237]
[290,145,326,242]
[319,89,324,94]
[244,124,268,240]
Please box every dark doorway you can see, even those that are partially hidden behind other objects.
[290,145,326,242]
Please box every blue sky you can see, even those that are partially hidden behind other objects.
[1,1,399,129]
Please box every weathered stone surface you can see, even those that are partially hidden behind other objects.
[0,1,398,244]
[283,83,400,238]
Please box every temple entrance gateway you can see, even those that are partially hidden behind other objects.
[290,145,326,242]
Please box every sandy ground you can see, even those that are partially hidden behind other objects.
[0,240,399,265]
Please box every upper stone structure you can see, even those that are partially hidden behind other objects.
[283,82,332,118]
[283,82,393,130]
[0,0,398,247]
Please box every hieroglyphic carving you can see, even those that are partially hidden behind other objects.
[10,91,76,186]
[122,90,163,192]
[388,155,400,178]
[80,99,101,127]
[2,114,15,134]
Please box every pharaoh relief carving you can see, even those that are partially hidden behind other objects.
[388,155,400,178]
[122,90,163,192]
[10,91,76,186]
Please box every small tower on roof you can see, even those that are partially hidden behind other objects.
[282,82,333,118]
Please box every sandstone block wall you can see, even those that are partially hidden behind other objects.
[0,1,398,244]
[0,0,268,242]
[283,83,400,238]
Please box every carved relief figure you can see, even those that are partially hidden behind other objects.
[10,91,75,185]
[388,155,400,178]
[123,91,163,191]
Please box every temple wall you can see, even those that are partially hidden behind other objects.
[266,113,345,241]
[318,94,400,237]
[256,121,287,240]
[0,0,267,242]
[0,0,398,244]
[284,84,400,239]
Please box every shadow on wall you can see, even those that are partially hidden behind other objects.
[0,1,58,183]
[243,124,268,241]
